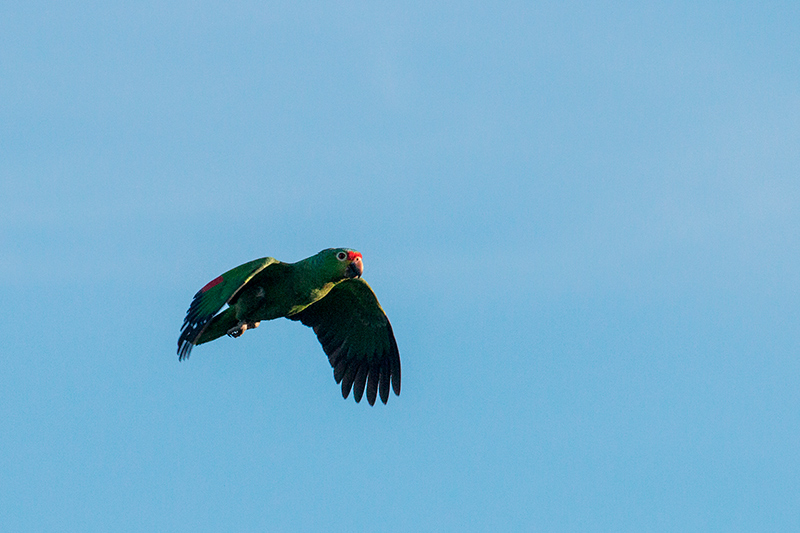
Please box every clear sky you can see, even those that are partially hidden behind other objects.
[2,2,799,531]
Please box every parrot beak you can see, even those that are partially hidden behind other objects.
[346,256,363,278]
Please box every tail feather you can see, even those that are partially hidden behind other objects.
[196,308,239,345]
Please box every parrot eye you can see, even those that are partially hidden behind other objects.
[336,251,348,261]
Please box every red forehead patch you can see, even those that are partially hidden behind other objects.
[346,251,362,261]
[201,275,223,292]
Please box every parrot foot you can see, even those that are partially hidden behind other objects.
[227,321,261,338]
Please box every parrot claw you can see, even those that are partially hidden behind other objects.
[227,321,261,338]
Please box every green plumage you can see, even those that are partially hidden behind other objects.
[178,248,401,405]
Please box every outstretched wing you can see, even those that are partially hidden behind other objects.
[289,278,401,405]
[178,257,277,360]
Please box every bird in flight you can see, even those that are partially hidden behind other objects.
[178,248,401,405]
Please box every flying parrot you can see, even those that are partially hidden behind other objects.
[177,248,401,405]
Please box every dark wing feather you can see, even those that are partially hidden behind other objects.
[178,257,277,360]
[288,278,401,405]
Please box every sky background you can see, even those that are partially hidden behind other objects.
[2,1,799,531]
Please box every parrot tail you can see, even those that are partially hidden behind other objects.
[196,308,240,345]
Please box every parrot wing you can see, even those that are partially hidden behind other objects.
[289,278,401,405]
[178,257,278,360]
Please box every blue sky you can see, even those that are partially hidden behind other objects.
[2,2,799,531]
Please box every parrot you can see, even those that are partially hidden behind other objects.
[177,248,401,405]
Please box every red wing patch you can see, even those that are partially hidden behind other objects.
[201,275,223,292]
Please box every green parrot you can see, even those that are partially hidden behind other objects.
[178,248,401,405]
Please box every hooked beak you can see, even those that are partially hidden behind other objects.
[346,256,363,278]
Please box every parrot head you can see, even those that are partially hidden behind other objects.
[320,248,363,279]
